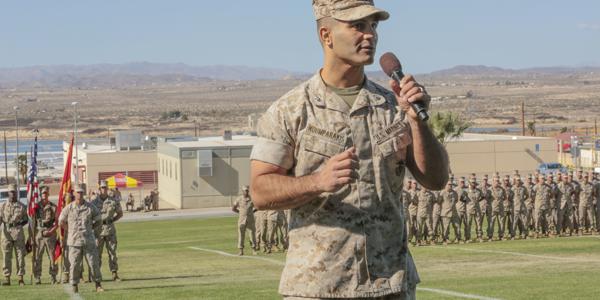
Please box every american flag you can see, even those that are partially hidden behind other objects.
[27,134,40,217]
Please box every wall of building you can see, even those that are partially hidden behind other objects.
[157,145,182,209]
[446,138,557,178]
[179,147,251,209]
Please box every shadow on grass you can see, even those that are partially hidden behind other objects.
[106,284,189,291]
[115,274,207,282]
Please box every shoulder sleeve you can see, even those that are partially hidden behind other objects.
[115,200,123,214]
[58,205,69,223]
[250,100,297,170]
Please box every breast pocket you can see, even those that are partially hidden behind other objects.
[296,134,345,175]
[377,134,410,194]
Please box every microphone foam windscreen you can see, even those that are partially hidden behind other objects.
[379,52,402,78]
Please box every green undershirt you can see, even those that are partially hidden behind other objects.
[326,81,364,109]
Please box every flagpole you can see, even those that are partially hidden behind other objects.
[3,131,7,184]
[72,102,79,185]
[14,106,19,191]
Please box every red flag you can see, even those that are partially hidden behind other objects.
[53,135,74,262]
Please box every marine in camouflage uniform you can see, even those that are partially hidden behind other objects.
[91,181,123,281]
[275,210,289,251]
[464,178,483,242]
[265,210,279,253]
[479,175,492,240]
[511,175,529,239]
[546,174,559,234]
[488,176,505,240]
[248,0,450,297]
[0,184,28,286]
[254,209,268,252]
[439,180,460,244]
[33,186,58,284]
[578,173,596,234]
[502,176,514,239]
[417,187,435,245]
[571,172,582,232]
[431,189,442,243]
[58,185,103,293]
[232,185,257,255]
[557,173,574,236]
[534,176,552,237]
[407,181,419,244]
[525,175,536,232]
[401,180,412,238]
[455,178,468,243]
[593,173,600,234]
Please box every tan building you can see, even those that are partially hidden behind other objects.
[446,133,556,178]
[64,130,158,206]
[157,135,256,209]
[158,133,558,209]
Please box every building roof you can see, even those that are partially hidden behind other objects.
[166,135,258,149]
[68,142,155,154]
[162,133,550,150]
[448,133,552,142]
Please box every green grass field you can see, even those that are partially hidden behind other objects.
[1,216,599,299]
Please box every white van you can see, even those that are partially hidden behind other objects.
[0,186,29,206]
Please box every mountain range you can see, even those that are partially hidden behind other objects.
[1,62,599,88]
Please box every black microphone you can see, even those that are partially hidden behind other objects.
[379,52,429,122]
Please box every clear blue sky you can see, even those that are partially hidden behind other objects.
[1,0,599,73]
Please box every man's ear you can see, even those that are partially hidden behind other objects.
[320,26,333,48]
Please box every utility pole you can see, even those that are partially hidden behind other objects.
[3,131,7,184]
[521,101,525,136]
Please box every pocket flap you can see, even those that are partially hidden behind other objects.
[303,134,344,158]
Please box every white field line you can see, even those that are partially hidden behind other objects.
[188,246,501,300]
[188,247,285,266]
[63,284,84,300]
[418,287,503,300]
[442,247,600,263]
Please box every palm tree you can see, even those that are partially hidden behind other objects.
[428,111,472,145]
[14,154,28,184]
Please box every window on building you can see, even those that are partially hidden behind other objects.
[213,149,229,158]
[231,148,252,158]
[198,150,213,176]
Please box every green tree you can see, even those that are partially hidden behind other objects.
[559,127,568,134]
[428,111,472,145]
[527,121,536,136]
[14,154,28,184]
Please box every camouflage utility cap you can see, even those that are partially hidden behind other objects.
[313,0,389,21]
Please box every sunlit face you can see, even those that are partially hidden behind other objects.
[8,191,16,202]
[328,16,379,66]
[445,182,452,191]
[75,191,84,202]
[42,191,49,203]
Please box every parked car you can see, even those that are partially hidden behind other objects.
[537,163,567,175]
[0,186,28,206]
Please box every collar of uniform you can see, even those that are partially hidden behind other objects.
[308,72,387,113]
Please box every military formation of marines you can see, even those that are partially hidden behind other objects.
[232,185,289,256]
[404,170,600,246]
[0,180,123,294]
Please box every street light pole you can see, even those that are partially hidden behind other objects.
[13,106,19,192]
[72,101,79,185]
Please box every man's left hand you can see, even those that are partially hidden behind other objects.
[389,74,431,122]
